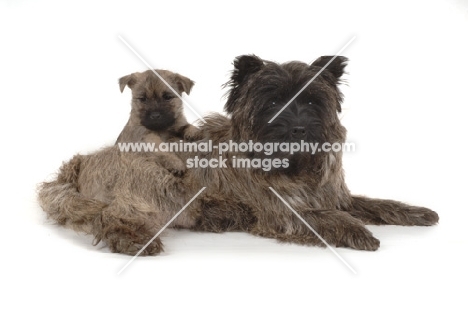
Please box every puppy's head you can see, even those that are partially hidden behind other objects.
[224,55,348,173]
[119,69,194,131]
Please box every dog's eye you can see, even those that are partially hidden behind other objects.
[137,97,147,103]
[163,93,175,101]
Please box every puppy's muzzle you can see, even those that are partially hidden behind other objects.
[149,112,161,120]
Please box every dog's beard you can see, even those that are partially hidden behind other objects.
[246,102,327,174]
[248,151,315,175]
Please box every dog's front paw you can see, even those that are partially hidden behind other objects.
[312,211,381,251]
[184,126,203,141]
[405,207,439,226]
[336,226,380,251]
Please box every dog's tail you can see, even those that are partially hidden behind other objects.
[37,155,107,234]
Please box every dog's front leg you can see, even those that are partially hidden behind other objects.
[345,196,439,226]
[250,208,380,251]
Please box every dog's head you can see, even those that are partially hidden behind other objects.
[224,55,348,173]
[119,69,194,131]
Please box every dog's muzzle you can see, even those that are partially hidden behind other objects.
[291,126,306,139]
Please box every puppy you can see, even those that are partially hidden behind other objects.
[116,69,201,175]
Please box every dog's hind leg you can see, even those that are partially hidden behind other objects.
[94,200,167,256]
[346,196,439,226]
[94,157,189,256]
[38,154,108,234]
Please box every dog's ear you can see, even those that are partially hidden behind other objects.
[231,54,265,85]
[311,56,348,80]
[225,55,265,114]
[174,73,195,95]
[312,56,347,113]
[118,73,139,93]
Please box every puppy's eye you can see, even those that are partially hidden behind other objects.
[162,93,175,101]
[137,97,147,103]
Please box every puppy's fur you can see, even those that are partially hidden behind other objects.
[116,69,201,175]
[38,55,439,255]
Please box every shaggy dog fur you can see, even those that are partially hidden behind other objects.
[38,55,439,255]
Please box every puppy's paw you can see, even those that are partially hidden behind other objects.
[184,126,203,141]
[165,159,187,177]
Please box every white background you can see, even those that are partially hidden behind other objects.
[1,0,467,309]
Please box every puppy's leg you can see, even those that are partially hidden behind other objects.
[251,209,380,251]
[143,132,187,176]
[346,196,439,226]
[152,153,187,177]
[183,124,203,141]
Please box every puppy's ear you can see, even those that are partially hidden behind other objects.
[174,73,195,95]
[311,56,348,80]
[118,73,138,93]
[230,54,265,85]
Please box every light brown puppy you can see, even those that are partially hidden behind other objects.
[117,69,201,175]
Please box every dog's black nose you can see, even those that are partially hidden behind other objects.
[149,112,161,120]
[291,126,306,139]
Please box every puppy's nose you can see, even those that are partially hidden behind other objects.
[149,112,161,120]
[291,126,306,139]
